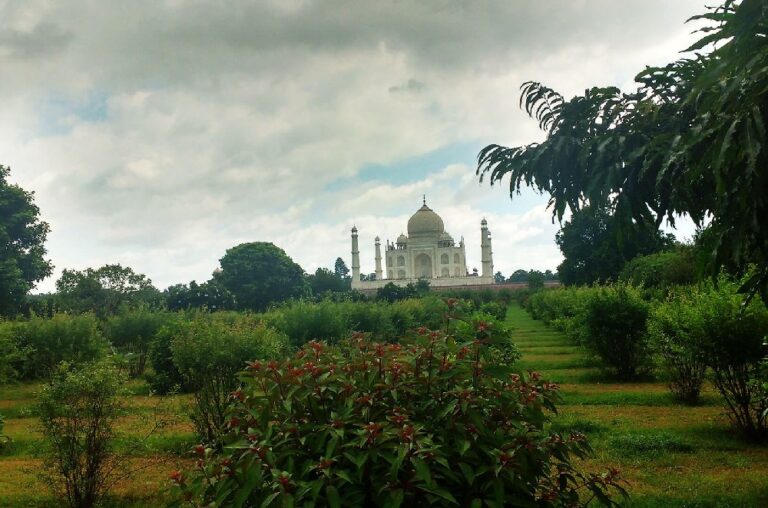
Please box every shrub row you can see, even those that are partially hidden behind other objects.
[0,313,107,381]
[0,295,510,386]
[525,280,768,439]
[262,297,458,346]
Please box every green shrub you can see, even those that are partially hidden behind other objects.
[582,285,651,380]
[263,300,348,346]
[620,248,697,288]
[103,306,171,377]
[169,312,289,444]
[389,296,447,332]
[0,321,23,383]
[527,287,589,326]
[648,290,709,404]
[147,314,185,394]
[341,301,393,338]
[264,297,453,345]
[526,287,598,346]
[691,280,768,440]
[173,314,625,506]
[37,362,126,508]
[15,313,107,380]
[479,301,507,321]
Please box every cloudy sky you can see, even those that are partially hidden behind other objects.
[1,0,706,292]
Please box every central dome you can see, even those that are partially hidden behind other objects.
[407,203,445,236]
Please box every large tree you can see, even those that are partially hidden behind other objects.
[56,264,160,316]
[555,206,675,286]
[214,242,307,311]
[477,0,768,301]
[0,165,52,316]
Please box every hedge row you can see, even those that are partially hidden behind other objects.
[524,280,768,439]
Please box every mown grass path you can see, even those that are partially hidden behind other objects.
[506,304,768,507]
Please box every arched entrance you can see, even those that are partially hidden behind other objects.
[415,253,433,278]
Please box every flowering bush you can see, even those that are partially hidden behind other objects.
[173,303,624,506]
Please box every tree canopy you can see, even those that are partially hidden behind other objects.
[477,0,768,301]
[556,206,675,286]
[307,267,350,295]
[214,242,307,311]
[164,279,236,311]
[0,165,52,316]
[334,257,350,279]
[56,264,160,316]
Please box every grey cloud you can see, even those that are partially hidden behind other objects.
[389,78,425,93]
[0,22,72,58]
[0,0,706,93]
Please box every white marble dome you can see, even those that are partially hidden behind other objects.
[407,203,445,236]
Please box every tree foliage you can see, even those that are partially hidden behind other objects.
[620,247,698,289]
[164,280,235,311]
[334,257,350,279]
[55,264,160,317]
[527,270,545,291]
[0,165,52,316]
[215,242,307,311]
[477,0,768,302]
[555,206,675,286]
[307,267,350,295]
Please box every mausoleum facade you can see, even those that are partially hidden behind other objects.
[351,199,494,290]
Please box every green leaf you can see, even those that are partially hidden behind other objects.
[326,485,341,508]
[411,457,432,485]
[384,489,404,508]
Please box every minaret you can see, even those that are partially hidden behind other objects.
[481,218,494,279]
[374,236,383,280]
[351,226,361,288]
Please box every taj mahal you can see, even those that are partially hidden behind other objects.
[351,198,495,290]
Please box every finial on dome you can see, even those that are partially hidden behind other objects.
[423,194,426,206]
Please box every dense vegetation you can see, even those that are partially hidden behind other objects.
[173,300,624,507]
[525,280,768,440]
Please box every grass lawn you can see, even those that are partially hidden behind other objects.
[505,305,768,507]
[0,382,194,507]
